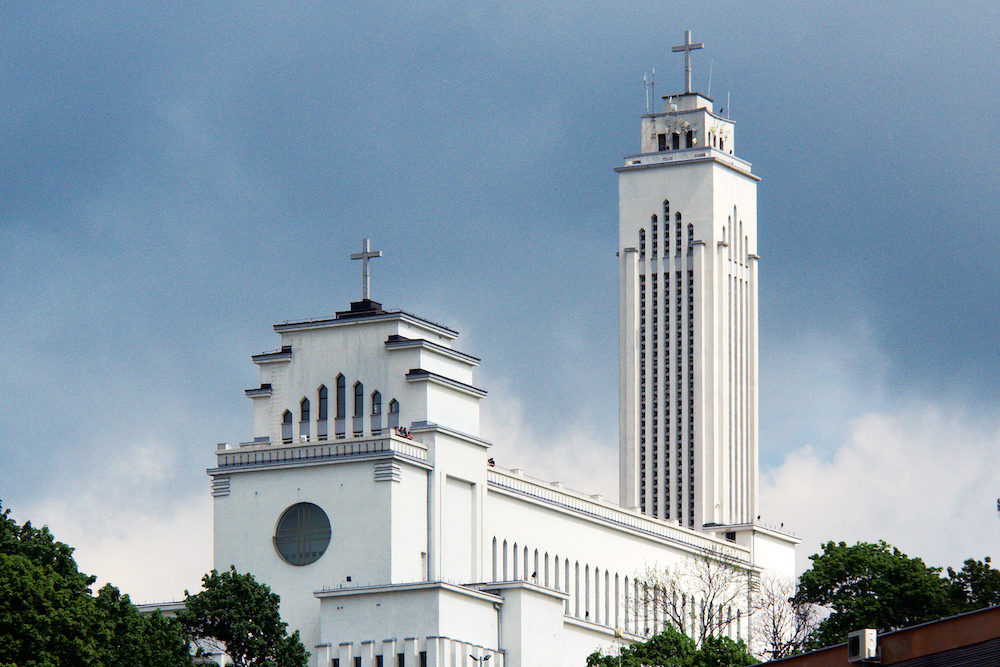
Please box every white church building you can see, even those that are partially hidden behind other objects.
[208,34,797,667]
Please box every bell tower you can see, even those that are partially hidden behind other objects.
[618,33,759,529]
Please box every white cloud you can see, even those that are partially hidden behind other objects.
[760,318,892,466]
[760,403,1000,574]
[481,380,618,502]
[22,491,212,604]
[16,443,213,604]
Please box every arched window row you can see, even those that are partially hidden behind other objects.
[724,208,750,266]
[280,377,400,443]
[638,202,696,260]
[489,535,747,640]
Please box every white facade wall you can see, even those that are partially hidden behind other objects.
[484,468,753,638]
[249,312,479,447]
[214,456,396,653]
[316,583,502,665]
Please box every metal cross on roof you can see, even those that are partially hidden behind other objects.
[671,30,704,94]
[350,238,382,301]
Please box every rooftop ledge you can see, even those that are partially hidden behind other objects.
[314,580,503,604]
[385,334,480,366]
[486,465,752,563]
[616,148,758,180]
[274,309,458,339]
[405,368,487,397]
[211,431,429,472]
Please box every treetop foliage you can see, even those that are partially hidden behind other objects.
[179,567,309,667]
[947,556,1000,611]
[0,503,93,594]
[0,502,193,667]
[586,625,758,667]
[795,540,1000,651]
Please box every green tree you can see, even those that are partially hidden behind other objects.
[0,504,102,666]
[94,584,193,667]
[0,550,102,666]
[695,634,759,667]
[0,503,192,667]
[586,626,757,667]
[178,566,309,667]
[947,557,1000,611]
[795,541,955,650]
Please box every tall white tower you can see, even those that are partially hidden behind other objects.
[618,33,759,529]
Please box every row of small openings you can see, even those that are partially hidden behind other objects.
[685,267,695,527]
[709,132,726,153]
[638,203,692,260]
[657,131,695,152]
[637,259,696,521]
[493,538,624,628]
[639,273,647,512]
[331,654,427,667]
[623,577,744,640]
[281,376,400,443]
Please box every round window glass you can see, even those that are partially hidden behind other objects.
[274,502,331,566]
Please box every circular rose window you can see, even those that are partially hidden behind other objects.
[274,502,331,566]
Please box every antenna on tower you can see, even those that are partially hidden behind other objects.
[726,91,731,119]
[707,60,714,98]
[644,69,656,113]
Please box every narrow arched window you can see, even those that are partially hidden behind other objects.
[282,410,292,424]
[389,399,399,413]
[316,385,329,441]
[299,398,311,441]
[371,391,381,415]
[336,375,345,419]
[664,201,671,254]
[281,410,293,443]
[353,382,363,417]
[675,212,683,255]
[317,385,328,420]
[651,214,658,256]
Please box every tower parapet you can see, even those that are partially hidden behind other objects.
[637,92,736,159]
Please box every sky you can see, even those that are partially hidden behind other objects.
[2,1,999,602]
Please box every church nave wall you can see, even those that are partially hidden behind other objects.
[483,474,751,643]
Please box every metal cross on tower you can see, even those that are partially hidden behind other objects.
[350,238,382,301]
[671,30,704,94]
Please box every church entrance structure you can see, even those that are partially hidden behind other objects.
[209,34,797,667]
